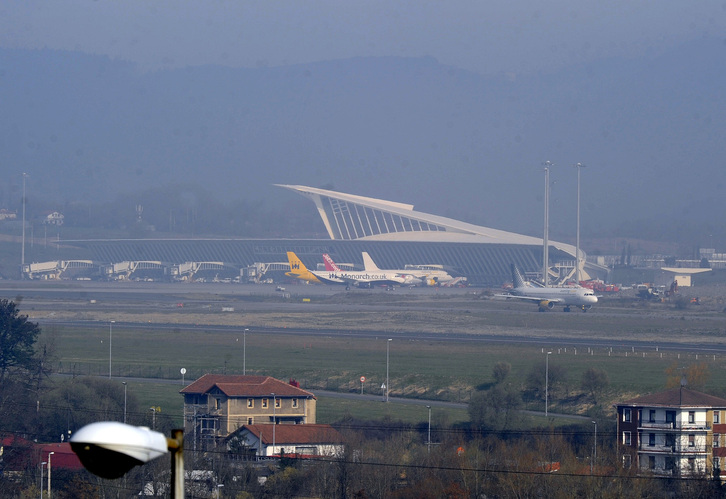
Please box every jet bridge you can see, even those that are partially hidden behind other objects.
[23,260,96,280]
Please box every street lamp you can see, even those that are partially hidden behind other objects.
[426,405,432,454]
[109,320,115,378]
[47,451,55,499]
[386,339,392,402]
[545,351,552,417]
[574,163,587,282]
[40,461,46,499]
[122,382,127,424]
[70,422,184,497]
[591,420,597,475]
[243,328,249,375]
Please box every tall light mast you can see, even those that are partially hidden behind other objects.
[21,173,28,275]
[542,162,552,287]
[574,163,587,282]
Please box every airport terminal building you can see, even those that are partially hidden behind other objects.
[57,185,603,286]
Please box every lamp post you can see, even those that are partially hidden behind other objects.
[545,351,552,417]
[591,420,597,475]
[122,382,127,424]
[243,328,249,375]
[574,163,587,282]
[109,320,115,378]
[386,339,392,402]
[47,451,55,499]
[271,393,276,457]
[40,461,46,499]
[542,161,552,286]
[426,405,432,454]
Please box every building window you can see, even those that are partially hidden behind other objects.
[247,398,254,408]
[247,418,253,425]
[688,458,696,472]
[715,457,721,470]
[292,398,298,408]
[262,398,268,409]
[649,456,655,470]
[623,454,632,469]
[689,411,695,424]
[649,409,656,422]
[689,434,695,447]
[215,398,221,410]
[623,408,631,423]
[649,433,656,446]
[715,411,721,424]
[275,398,281,409]
[623,431,631,446]
[715,434,720,448]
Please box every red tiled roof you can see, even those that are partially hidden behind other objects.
[239,424,344,445]
[618,388,726,408]
[180,374,315,399]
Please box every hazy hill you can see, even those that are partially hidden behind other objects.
[1,39,724,245]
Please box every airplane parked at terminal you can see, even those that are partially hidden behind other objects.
[497,264,598,312]
[360,252,457,286]
[288,252,405,289]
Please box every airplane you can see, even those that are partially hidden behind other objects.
[496,264,598,312]
[286,252,339,285]
[287,252,404,289]
[360,252,457,287]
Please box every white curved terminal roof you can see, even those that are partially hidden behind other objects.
[276,184,578,259]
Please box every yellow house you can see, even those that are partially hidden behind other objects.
[181,374,317,448]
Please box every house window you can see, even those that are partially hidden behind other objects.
[689,434,695,447]
[247,398,254,408]
[262,398,268,409]
[292,398,299,408]
[715,411,721,424]
[623,431,631,446]
[649,409,656,422]
[247,418,253,425]
[215,398,221,410]
[715,457,721,470]
[622,454,632,469]
[689,411,695,424]
[649,433,655,446]
[649,456,655,470]
[623,408,631,423]
[715,434,720,448]
[275,398,281,409]
[688,458,696,472]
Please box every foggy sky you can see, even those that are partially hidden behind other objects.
[1,2,725,249]
[2,1,723,76]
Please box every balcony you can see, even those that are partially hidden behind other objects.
[638,443,708,454]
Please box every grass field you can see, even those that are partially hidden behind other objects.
[40,311,726,428]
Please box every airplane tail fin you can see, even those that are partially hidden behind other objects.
[362,252,381,272]
[510,264,526,289]
[287,252,309,275]
[322,253,342,272]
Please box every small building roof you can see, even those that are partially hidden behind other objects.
[617,387,726,408]
[180,374,316,399]
[235,424,344,445]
